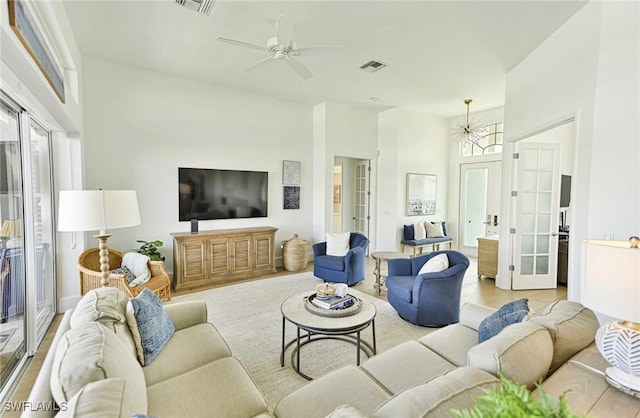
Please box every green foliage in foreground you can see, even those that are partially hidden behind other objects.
[451,373,581,418]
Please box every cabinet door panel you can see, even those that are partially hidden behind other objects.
[209,239,231,277]
[254,234,274,269]
[181,241,207,281]
[231,238,252,273]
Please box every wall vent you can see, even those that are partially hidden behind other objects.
[360,60,387,73]
[173,0,215,16]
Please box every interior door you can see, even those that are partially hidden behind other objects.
[459,161,501,256]
[512,142,561,289]
[353,160,370,236]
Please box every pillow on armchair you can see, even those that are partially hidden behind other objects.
[326,232,350,256]
[122,252,151,286]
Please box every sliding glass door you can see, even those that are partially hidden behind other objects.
[0,94,56,393]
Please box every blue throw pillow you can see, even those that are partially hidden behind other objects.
[126,288,175,366]
[403,224,415,241]
[478,298,529,343]
[109,265,135,284]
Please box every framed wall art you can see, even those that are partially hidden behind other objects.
[333,185,341,203]
[406,173,437,216]
[282,160,301,185]
[283,186,300,210]
[8,0,65,103]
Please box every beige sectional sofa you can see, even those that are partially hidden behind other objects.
[273,299,599,418]
[24,287,270,418]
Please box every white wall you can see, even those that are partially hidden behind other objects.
[376,107,450,251]
[82,56,314,281]
[497,1,639,301]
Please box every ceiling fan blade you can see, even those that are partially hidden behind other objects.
[216,37,267,52]
[285,57,313,80]
[276,15,294,48]
[291,45,343,56]
[245,55,277,72]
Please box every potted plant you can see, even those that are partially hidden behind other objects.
[451,373,579,418]
[136,239,166,262]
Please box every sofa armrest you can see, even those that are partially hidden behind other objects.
[459,302,498,331]
[164,301,208,330]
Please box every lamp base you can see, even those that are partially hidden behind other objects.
[605,367,640,398]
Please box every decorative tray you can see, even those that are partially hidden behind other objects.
[304,293,363,318]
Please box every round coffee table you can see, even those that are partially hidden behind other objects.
[280,290,377,380]
[371,251,409,295]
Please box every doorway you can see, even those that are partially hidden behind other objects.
[332,157,370,236]
[459,161,501,256]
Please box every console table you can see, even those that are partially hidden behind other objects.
[171,226,277,292]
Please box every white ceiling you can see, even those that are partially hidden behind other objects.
[63,0,587,118]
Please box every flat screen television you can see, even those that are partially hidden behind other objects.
[178,167,268,221]
[560,174,571,208]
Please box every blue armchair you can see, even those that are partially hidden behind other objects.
[313,233,369,286]
[385,250,469,327]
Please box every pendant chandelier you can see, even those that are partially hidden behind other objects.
[453,99,487,147]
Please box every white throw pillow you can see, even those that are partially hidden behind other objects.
[122,252,151,286]
[425,221,445,238]
[418,253,449,275]
[326,232,350,256]
[414,222,426,240]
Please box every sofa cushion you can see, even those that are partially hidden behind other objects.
[126,288,175,366]
[478,298,529,342]
[57,378,143,418]
[274,365,390,418]
[425,221,445,238]
[467,322,553,389]
[418,324,480,367]
[50,321,147,412]
[70,287,128,328]
[325,404,369,418]
[526,300,599,374]
[402,224,414,241]
[361,341,455,394]
[146,357,267,418]
[417,254,449,275]
[326,232,350,256]
[143,322,232,386]
[372,367,499,418]
[70,287,137,357]
[414,222,426,240]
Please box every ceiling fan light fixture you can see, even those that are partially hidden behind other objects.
[173,0,215,16]
[453,99,488,147]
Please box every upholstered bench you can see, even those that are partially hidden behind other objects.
[401,221,452,256]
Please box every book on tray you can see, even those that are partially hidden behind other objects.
[312,294,355,310]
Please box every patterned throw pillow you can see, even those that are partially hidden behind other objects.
[478,298,529,342]
[125,288,175,366]
[109,266,135,284]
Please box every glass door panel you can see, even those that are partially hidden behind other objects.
[28,120,55,340]
[0,101,26,387]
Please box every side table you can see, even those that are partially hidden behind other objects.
[370,251,409,295]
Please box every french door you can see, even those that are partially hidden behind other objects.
[459,161,501,256]
[512,142,561,289]
[353,160,370,237]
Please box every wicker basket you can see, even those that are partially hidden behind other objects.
[282,234,310,272]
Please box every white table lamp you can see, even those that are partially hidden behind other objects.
[58,190,141,287]
[582,238,640,397]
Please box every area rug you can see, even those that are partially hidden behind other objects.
[170,273,433,410]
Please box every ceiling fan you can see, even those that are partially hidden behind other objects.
[216,15,338,80]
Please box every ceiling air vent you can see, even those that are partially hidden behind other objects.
[360,60,387,73]
[173,0,215,16]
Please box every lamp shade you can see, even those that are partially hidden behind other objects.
[58,190,141,233]
[0,219,23,238]
[581,240,640,323]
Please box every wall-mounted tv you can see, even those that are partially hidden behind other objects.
[179,167,268,221]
